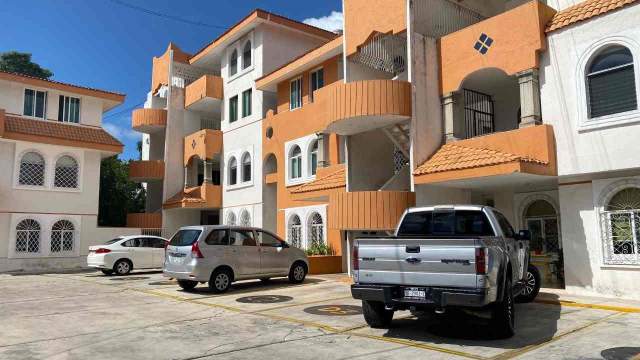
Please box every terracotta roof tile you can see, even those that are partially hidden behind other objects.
[0,70,125,100]
[413,143,547,176]
[4,115,123,148]
[546,0,638,32]
[290,166,346,194]
[164,186,205,207]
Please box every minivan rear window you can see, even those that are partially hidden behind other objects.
[397,210,494,237]
[169,230,202,246]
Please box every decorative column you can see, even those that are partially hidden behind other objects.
[518,68,542,127]
[443,92,458,143]
[183,167,188,188]
[203,160,212,184]
[316,133,328,168]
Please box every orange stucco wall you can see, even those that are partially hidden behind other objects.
[183,129,223,166]
[343,0,406,56]
[439,1,556,94]
[185,75,223,108]
[129,160,165,181]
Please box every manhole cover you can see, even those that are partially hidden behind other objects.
[601,347,640,360]
[304,305,362,316]
[236,295,293,304]
[109,276,150,281]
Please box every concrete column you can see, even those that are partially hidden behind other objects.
[517,68,542,127]
[443,92,459,143]
[316,133,328,168]
[183,167,188,188]
[203,160,212,184]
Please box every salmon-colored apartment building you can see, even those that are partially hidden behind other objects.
[131,0,640,299]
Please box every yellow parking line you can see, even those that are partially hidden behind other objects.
[535,298,640,313]
[346,332,485,359]
[251,295,353,314]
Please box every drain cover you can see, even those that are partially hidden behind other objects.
[109,276,150,281]
[236,295,293,304]
[304,305,362,316]
[601,347,640,360]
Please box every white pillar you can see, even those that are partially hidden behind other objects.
[443,91,459,143]
[203,160,212,184]
[518,68,542,127]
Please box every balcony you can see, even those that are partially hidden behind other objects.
[185,75,223,112]
[129,160,164,182]
[414,124,557,186]
[184,129,223,165]
[131,108,167,133]
[126,213,162,228]
[163,183,222,210]
[319,79,412,135]
[439,1,556,95]
[328,190,415,230]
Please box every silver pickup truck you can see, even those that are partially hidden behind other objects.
[351,205,540,338]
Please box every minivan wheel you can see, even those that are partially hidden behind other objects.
[209,269,232,293]
[288,262,307,284]
[516,265,541,303]
[362,300,394,328]
[113,260,132,276]
[177,280,197,291]
[490,278,515,338]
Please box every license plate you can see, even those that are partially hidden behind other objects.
[404,287,427,299]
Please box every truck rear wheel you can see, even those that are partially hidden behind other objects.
[490,278,515,338]
[362,300,394,329]
[516,264,541,303]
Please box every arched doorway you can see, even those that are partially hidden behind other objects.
[523,199,563,287]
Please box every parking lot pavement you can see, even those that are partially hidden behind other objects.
[1,271,640,360]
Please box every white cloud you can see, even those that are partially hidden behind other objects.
[303,11,343,32]
[104,122,140,142]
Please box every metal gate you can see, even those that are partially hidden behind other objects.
[463,89,494,138]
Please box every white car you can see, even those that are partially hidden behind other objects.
[87,235,168,275]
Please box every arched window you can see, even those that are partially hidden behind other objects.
[602,187,640,264]
[19,152,45,186]
[15,219,41,253]
[288,215,302,248]
[309,140,318,176]
[587,45,637,118]
[228,157,237,185]
[242,41,252,69]
[524,200,559,255]
[308,212,324,248]
[54,156,79,188]
[226,211,237,226]
[289,146,302,180]
[51,220,75,253]
[229,49,238,76]
[241,152,251,182]
[239,209,251,226]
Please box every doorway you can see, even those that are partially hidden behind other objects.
[524,199,564,288]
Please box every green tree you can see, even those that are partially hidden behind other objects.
[0,51,53,79]
[98,156,146,227]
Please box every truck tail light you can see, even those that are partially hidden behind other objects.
[475,248,487,275]
[95,248,111,254]
[191,241,204,259]
[352,241,359,271]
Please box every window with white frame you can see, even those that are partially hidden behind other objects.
[242,41,252,70]
[290,77,302,110]
[242,88,252,118]
[18,152,45,186]
[54,155,79,189]
[229,49,238,76]
[310,68,324,101]
[15,219,41,253]
[226,211,237,226]
[239,209,251,226]
[289,145,302,179]
[23,89,47,119]
[51,220,75,253]
[601,187,640,265]
[228,157,238,185]
[229,95,238,123]
[309,140,318,176]
[587,45,637,118]
[307,212,324,248]
[241,152,251,182]
[58,95,80,123]
[288,215,302,248]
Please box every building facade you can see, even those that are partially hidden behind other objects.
[131,0,640,299]
[0,71,136,272]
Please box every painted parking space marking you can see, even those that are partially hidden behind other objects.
[236,295,293,304]
[303,305,362,316]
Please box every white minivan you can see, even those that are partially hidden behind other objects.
[164,226,309,293]
[88,235,168,275]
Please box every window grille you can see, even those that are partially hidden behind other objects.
[239,210,251,226]
[463,89,495,138]
[15,219,41,253]
[393,146,409,174]
[19,152,45,186]
[54,156,79,188]
[51,220,75,253]
[602,188,640,265]
[288,215,302,248]
[226,212,236,226]
[308,213,324,248]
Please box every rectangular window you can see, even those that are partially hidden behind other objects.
[23,89,47,119]
[242,89,252,118]
[290,78,302,110]
[229,95,238,123]
[310,68,324,101]
[58,96,80,123]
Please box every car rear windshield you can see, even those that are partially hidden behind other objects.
[169,230,202,247]
[397,210,495,237]
[104,237,124,245]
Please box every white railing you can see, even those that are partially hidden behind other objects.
[411,0,485,38]
[352,32,407,75]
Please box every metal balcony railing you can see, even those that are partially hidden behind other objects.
[412,0,485,38]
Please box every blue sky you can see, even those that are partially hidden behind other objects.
[0,0,342,160]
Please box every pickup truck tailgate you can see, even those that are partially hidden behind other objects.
[356,238,480,288]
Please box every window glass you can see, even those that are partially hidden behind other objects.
[229,157,237,185]
[58,96,80,123]
[290,78,302,109]
[310,140,318,176]
[229,230,256,246]
[242,153,251,182]
[242,89,252,117]
[151,238,167,248]
[397,210,494,237]
[290,146,302,179]
[23,89,47,119]
[23,89,34,116]
[310,68,324,101]
[587,45,637,118]
[205,229,229,245]
[493,211,515,238]
[19,152,45,186]
[256,231,283,247]
[122,238,141,247]
[242,41,251,69]
[35,91,46,118]
[169,230,201,247]
[104,237,124,245]
[229,95,238,123]
[230,49,238,75]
